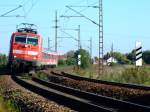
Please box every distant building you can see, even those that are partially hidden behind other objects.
[93,58,107,65]
[106,57,118,65]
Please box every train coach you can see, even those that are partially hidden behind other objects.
[8,23,58,72]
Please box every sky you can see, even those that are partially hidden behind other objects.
[0,0,150,57]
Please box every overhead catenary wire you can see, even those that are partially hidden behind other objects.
[23,0,38,17]
[0,5,23,17]
[0,0,38,18]
[59,29,78,41]
[65,6,99,26]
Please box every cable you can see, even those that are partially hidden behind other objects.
[0,5,23,17]
[59,29,78,41]
[21,0,38,17]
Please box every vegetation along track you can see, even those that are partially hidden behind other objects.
[52,71,150,91]
[43,70,150,106]
[12,74,150,112]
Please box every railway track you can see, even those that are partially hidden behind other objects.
[12,75,150,112]
[51,71,150,91]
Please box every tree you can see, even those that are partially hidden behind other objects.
[94,56,99,61]
[74,49,91,69]
[104,52,131,64]
[126,50,135,63]
[0,53,7,66]
[103,52,110,60]
[65,50,75,58]
[65,50,76,65]
[113,52,131,64]
[58,59,66,66]
[127,50,150,64]
[143,50,150,64]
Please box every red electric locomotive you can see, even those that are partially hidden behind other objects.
[8,23,58,72]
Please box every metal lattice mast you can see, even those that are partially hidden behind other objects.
[55,11,58,52]
[48,37,50,51]
[99,0,103,76]
[78,25,81,50]
[90,37,92,59]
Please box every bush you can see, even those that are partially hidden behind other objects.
[74,49,91,69]
[58,59,66,66]
[121,67,150,84]
[66,58,76,65]
[0,54,7,66]
[100,67,150,85]
[143,50,150,64]
[109,62,118,66]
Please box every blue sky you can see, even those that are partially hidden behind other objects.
[0,0,150,57]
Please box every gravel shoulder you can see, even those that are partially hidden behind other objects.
[0,75,73,112]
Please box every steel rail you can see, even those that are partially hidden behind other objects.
[11,75,113,112]
[51,71,150,91]
[32,77,150,112]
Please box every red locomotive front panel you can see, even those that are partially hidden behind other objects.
[8,23,58,72]
[12,32,41,61]
[9,31,43,68]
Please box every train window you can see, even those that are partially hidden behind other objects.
[27,37,38,46]
[42,53,49,59]
[15,36,26,44]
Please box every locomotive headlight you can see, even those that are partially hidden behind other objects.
[33,57,36,60]
[28,51,38,55]
[25,45,28,47]
[14,55,17,58]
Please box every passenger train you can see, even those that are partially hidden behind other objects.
[8,23,58,72]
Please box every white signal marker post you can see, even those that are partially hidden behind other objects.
[135,41,142,66]
[78,54,81,66]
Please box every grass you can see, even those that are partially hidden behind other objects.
[0,96,21,112]
[98,66,150,85]
[19,73,32,80]
[67,65,150,86]
[36,71,49,81]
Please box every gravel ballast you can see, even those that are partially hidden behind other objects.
[0,75,73,112]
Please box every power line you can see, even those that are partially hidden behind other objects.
[65,6,99,26]
[59,26,81,50]
[62,0,103,76]
[0,0,38,18]
[59,29,78,41]
[0,5,23,17]
[24,0,38,17]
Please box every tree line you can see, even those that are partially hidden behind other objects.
[0,53,7,67]
[58,49,150,69]
[58,49,91,69]
[104,50,150,65]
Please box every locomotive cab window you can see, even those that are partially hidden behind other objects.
[27,37,38,46]
[15,35,38,46]
[15,35,26,44]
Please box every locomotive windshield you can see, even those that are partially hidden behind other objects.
[27,37,38,46]
[15,35,26,44]
[15,35,38,46]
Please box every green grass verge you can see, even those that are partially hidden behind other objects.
[69,65,150,86]
[99,66,150,85]
[0,96,21,112]
[36,71,49,81]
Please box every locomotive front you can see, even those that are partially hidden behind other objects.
[8,23,42,72]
